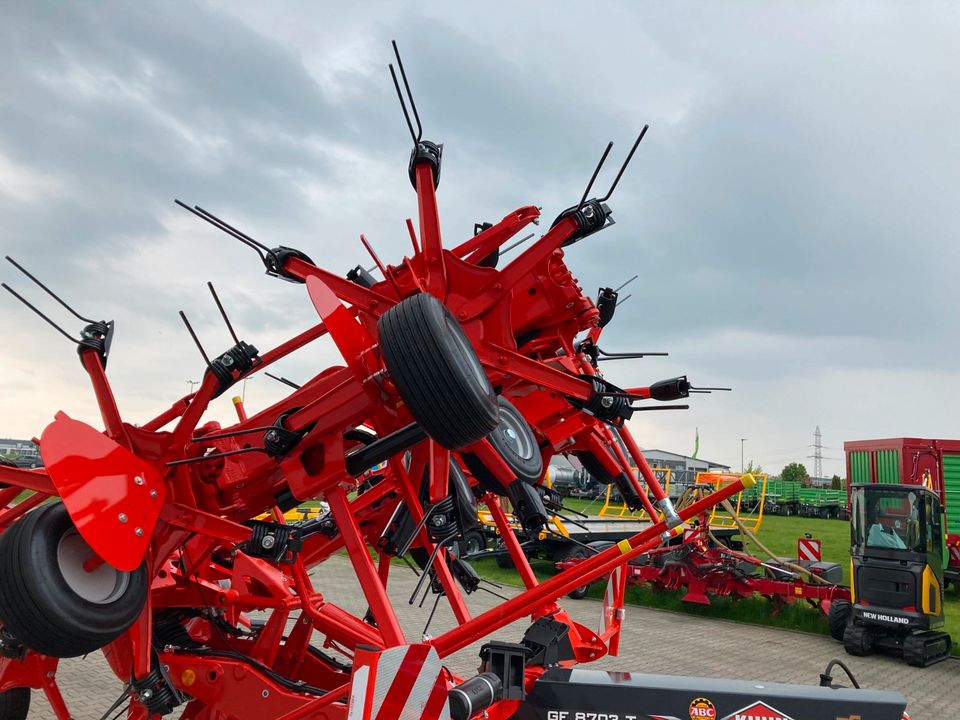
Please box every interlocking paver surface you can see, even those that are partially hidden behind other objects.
[25,555,956,719]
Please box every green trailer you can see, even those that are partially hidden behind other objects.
[798,487,846,519]
[763,479,800,516]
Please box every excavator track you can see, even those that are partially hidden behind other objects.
[902,631,952,667]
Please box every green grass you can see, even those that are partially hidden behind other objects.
[473,514,960,653]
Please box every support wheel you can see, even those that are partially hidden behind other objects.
[458,530,486,558]
[0,688,30,720]
[0,503,149,658]
[842,624,874,657]
[378,293,499,449]
[827,599,852,642]
[462,397,543,494]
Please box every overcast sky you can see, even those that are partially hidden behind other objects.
[1,2,958,477]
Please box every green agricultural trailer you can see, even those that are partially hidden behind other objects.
[764,479,800,515]
[845,437,960,586]
[799,488,847,519]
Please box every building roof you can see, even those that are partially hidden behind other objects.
[641,448,730,469]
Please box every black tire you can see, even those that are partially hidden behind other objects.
[462,397,543,493]
[0,503,149,658]
[828,599,852,642]
[458,530,486,558]
[378,293,498,449]
[495,543,515,568]
[556,545,591,599]
[0,688,30,720]
[842,624,874,657]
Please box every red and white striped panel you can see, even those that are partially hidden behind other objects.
[798,537,821,562]
[348,644,450,720]
[599,565,623,635]
[949,544,960,567]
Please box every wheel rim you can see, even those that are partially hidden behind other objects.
[444,314,494,399]
[57,528,129,604]
[466,536,482,554]
[496,404,537,462]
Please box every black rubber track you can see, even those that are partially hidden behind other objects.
[0,503,149,658]
[0,688,30,720]
[827,599,851,642]
[842,624,874,657]
[378,293,498,449]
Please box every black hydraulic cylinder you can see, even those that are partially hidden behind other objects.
[449,672,503,720]
[345,422,426,476]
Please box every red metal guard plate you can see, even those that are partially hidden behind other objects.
[40,412,165,571]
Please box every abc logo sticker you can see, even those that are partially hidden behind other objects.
[690,697,717,719]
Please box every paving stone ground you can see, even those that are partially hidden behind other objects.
[25,555,956,719]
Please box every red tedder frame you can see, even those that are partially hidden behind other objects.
[0,42,739,720]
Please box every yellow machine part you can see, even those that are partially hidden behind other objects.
[850,559,856,603]
[698,472,768,533]
[921,564,941,617]
[255,505,325,523]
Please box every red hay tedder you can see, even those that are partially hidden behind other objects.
[0,43,906,720]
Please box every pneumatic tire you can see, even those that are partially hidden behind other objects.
[555,545,591,599]
[378,293,499,449]
[458,529,486,557]
[462,397,543,493]
[0,503,149,658]
[0,688,29,720]
[827,599,852,642]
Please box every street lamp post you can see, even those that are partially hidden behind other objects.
[740,438,747,474]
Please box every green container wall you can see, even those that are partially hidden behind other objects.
[942,453,960,535]
[849,451,870,485]
[876,449,900,484]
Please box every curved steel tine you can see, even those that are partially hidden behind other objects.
[599,124,649,202]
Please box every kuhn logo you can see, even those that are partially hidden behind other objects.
[720,701,794,720]
[689,697,716,719]
[862,610,910,625]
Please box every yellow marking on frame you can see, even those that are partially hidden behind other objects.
[617,539,632,554]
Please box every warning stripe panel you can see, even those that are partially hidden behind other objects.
[798,538,821,562]
[350,644,450,720]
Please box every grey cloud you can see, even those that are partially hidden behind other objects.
[1,1,958,473]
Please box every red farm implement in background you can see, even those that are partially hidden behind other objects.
[557,482,851,617]
[0,42,907,720]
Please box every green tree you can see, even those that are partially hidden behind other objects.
[830,474,843,489]
[781,462,810,486]
[743,460,764,475]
